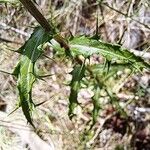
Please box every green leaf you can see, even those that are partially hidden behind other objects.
[69,36,150,70]
[92,85,101,125]
[90,63,129,119]
[68,64,85,119]
[90,63,133,80]
[12,26,51,127]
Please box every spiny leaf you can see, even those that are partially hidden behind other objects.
[104,59,111,74]
[91,11,100,40]
[12,26,51,127]
[90,63,132,83]
[92,85,101,125]
[68,64,85,119]
[69,36,150,70]
[90,63,129,119]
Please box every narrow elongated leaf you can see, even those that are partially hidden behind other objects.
[13,26,51,127]
[69,36,150,70]
[90,63,129,121]
[68,64,85,118]
[92,85,101,125]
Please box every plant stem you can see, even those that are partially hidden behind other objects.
[19,0,53,32]
[18,0,70,50]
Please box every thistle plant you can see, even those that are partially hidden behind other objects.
[0,0,149,132]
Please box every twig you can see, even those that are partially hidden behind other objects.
[0,22,30,37]
[102,3,150,30]
[0,37,23,44]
